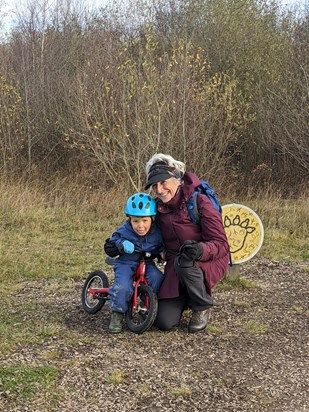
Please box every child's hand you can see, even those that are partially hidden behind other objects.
[120,240,135,254]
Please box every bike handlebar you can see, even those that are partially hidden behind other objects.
[105,250,162,266]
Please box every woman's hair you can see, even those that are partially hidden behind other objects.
[145,153,186,177]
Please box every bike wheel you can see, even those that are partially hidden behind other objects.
[81,270,109,314]
[125,284,158,334]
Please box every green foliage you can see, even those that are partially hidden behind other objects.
[0,364,59,400]
[246,320,269,336]
[170,385,192,397]
[105,371,126,384]
[207,324,223,334]
[215,276,260,292]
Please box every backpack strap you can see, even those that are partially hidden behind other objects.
[186,191,200,224]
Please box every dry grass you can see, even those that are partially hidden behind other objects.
[223,191,308,262]
[0,175,126,220]
[0,177,126,283]
[0,176,308,284]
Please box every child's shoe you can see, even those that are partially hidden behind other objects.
[108,311,123,333]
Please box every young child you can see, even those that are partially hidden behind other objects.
[104,192,164,333]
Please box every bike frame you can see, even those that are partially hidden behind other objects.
[131,260,149,311]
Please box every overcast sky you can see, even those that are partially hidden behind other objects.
[0,0,308,38]
[282,0,308,7]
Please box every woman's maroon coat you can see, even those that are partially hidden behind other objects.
[156,172,230,299]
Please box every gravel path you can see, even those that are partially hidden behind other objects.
[1,258,308,411]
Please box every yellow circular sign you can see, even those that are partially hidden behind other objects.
[222,203,264,264]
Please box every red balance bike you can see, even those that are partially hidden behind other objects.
[81,251,159,334]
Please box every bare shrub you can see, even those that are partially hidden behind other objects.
[66,27,253,191]
[0,0,307,194]
[0,75,24,172]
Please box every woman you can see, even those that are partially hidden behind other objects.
[145,154,230,333]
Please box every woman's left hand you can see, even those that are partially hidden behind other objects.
[180,240,203,261]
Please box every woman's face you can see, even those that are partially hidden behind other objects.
[152,178,181,203]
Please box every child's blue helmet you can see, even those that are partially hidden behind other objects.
[125,192,157,217]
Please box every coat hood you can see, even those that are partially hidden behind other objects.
[181,172,202,201]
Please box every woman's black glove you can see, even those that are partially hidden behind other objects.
[180,240,203,261]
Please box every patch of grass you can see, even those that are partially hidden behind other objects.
[40,350,62,361]
[193,370,204,379]
[78,336,97,345]
[0,310,39,353]
[138,384,151,394]
[105,353,122,362]
[262,229,309,262]
[182,309,191,319]
[0,364,59,401]
[222,332,236,340]
[0,283,24,294]
[0,199,113,283]
[170,385,192,397]
[234,300,251,307]
[37,323,63,339]
[215,276,260,292]
[0,342,12,355]
[0,306,66,354]
[105,370,126,384]
[61,329,98,347]
[212,378,232,387]
[207,324,223,334]
[241,197,308,263]
[0,218,106,282]
[246,320,269,336]
[291,306,304,314]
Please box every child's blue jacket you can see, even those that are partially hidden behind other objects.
[109,220,163,263]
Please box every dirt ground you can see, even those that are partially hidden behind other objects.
[1,257,308,412]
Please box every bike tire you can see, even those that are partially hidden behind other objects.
[81,270,109,314]
[125,284,158,334]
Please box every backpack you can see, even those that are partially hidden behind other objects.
[186,180,232,266]
[186,180,222,224]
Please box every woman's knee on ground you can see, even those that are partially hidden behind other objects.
[154,296,186,331]
[154,312,178,331]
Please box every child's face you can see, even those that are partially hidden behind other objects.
[130,216,152,236]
